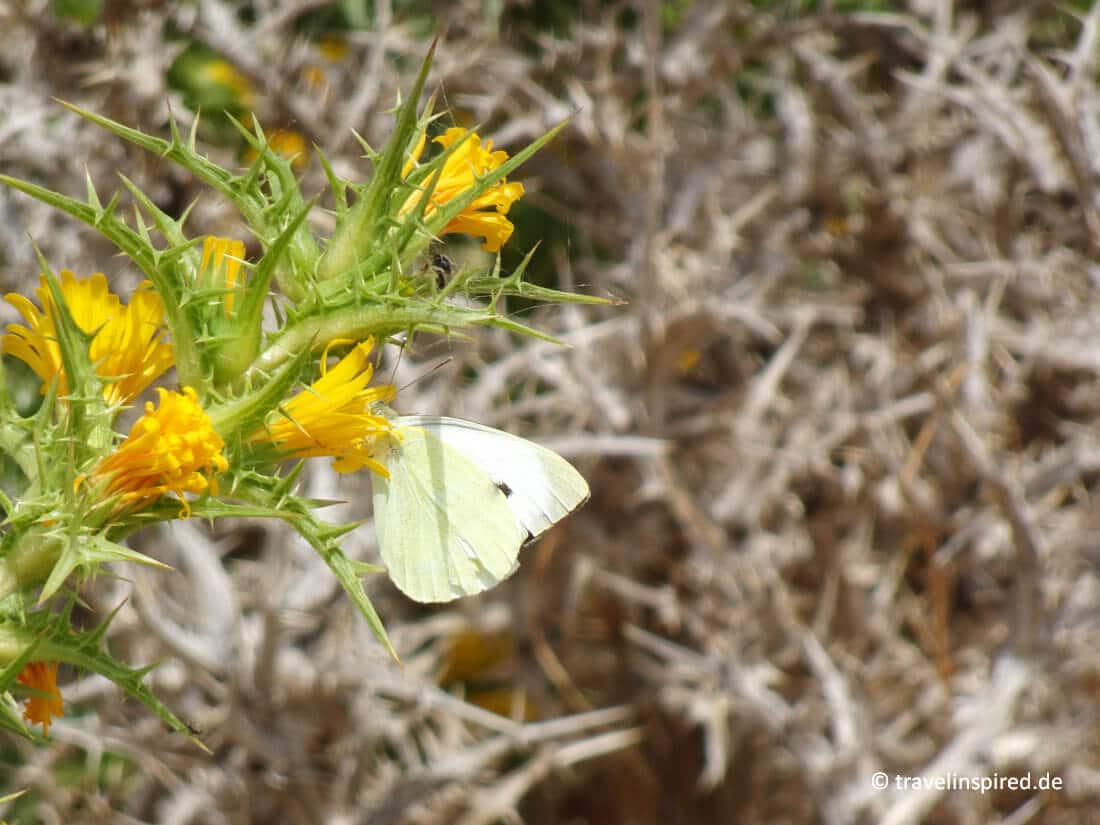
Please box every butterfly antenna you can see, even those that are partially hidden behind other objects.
[438,82,455,127]
[397,356,454,394]
[386,335,408,387]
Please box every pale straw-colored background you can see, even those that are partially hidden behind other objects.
[1,1,1098,823]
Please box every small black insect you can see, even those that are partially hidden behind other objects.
[430,252,454,288]
[418,251,457,290]
[495,480,514,498]
[430,252,454,277]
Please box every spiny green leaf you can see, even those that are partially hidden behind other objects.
[314,519,366,541]
[0,698,33,740]
[35,615,207,750]
[0,172,206,387]
[117,173,191,252]
[0,625,51,743]
[302,527,396,660]
[349,559,386,576]
[59,99,236,200]
[228,481,396,659]
[36,259,104,455]
[418,119,570,251]
[38,534,171,604]
[481,315,565,344]
[220,112,321,302]
[236,198,316,331]
[0,174,156,276]
[207,342,313,438]
[465,276,621,306]
[316,146,348,211]
[318,39,437,280]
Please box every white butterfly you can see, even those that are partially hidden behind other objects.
[371,415,590,603]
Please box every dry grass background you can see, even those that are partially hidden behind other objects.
[2,0,1100,823]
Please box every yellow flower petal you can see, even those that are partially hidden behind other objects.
[251,339,396,475]
[17,661,63,737]
[401,128,525,251]
[199,237,246,316]
[93,387,228,516]
[2,271,173,405]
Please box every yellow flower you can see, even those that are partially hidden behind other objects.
[198,237,246,315]
[317,35,349,63]
[402,127,525,252]
[251,339,396,475]
[93,387,228,517]
[202,59,255,108]
[17,661,63,737]
[301,64,327,91]
[3,271,174,406]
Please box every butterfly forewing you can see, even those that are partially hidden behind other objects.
[395,416,591,538]
[373,425,526,602]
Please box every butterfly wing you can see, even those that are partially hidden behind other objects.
[395,416,590,539]
[372,424,527,602]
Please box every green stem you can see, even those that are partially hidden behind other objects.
[0,424,37,482]
[0,531,59,603]
[0,627,33,664]
[243,303,494,380]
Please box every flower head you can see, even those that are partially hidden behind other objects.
[251,339,396,474]
[402,127,525,252]
[17,661,63,736]
[3,271,174,406]
[93,387,228,517]
[198,237,246,316]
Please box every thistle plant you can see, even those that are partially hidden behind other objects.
[0,47,601,745]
